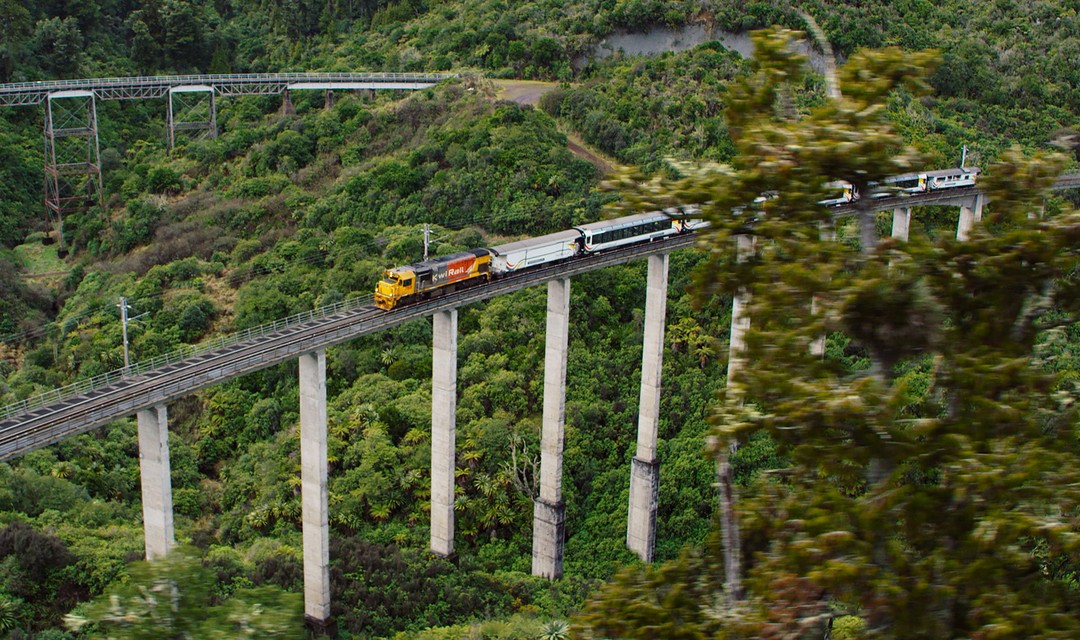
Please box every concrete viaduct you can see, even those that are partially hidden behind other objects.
[2,179,1076,628]
[0,70,1077,626]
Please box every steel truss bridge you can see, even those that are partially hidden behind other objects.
[0,73,456,106]
[0,73,456,221]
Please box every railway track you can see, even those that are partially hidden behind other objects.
[0,233,698,460]
[4,172,1076,460]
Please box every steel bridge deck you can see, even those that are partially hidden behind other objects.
[0,73,457,107]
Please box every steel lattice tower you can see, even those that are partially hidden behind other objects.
[167,85,217,149]
[43,90,103,249]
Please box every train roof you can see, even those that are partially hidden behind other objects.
[574,211,670,233]
[489,229,580,255]
[389,248,490,274]
[877,167,981,185]
[924,166,980,177]
[881,172,920,183]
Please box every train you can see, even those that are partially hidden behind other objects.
[818,166,981,206]
[373,212,706,310]
[374,166,982,310]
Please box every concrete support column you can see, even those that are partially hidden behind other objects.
[627,253,668,562]
[956,193,984,241]
[728,235,755,383]
[299,350,330,628]
[137,404,174,561]
[533,278,570,579]
[809,225,834,358]
[282,91,296,115]
[431,309,458,558]
[324,90,335,110]
[891,207,912,241]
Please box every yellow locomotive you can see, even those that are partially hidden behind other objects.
[374,249,493,310]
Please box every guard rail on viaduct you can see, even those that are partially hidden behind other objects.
[0,73,456,106]
[0,174,1077,630]
[0,231,693,628]
[12,177,1065,453]
[2,175,1079,628]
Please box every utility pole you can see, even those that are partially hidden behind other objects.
[961,145,968,168]
[118,297,131,375]
[118,297,148,376]
[421,224,447,261]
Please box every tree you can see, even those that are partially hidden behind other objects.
[0,521,87,631]
[578,28,1080,638]
[64,549,302,638]
[31,16,83,77]
[0,0,30,82]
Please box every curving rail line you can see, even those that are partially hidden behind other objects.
[2,172,1077,460]
[0,234,697,461]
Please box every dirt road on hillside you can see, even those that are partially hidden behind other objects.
[491,79,617,176]
[492,79,556,106]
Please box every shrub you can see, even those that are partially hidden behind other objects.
[145,166,182,194]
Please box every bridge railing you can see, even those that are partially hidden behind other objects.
[0,292,377,421]
[0,73,457,95]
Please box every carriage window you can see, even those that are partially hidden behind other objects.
[401,279,412,287]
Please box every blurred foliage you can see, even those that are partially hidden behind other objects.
[577,28,1080,638]
[64,549,303,638]
[0,1,1073,638]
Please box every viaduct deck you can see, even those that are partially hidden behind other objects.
[0,233,696,461]
[0,171,1076,461]
[0,73,457,106]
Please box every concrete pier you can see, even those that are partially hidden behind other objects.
[137,404,174,561]
[533,278,570,579]
[627,253,668,562]
[810,225,834,358]
[299,350,330,627]
[727,235,755,383]
[627,458,660,559]
[956,193,984,241]
[891,207,911,241]
[431,309,458,558]
[532,498,565,577]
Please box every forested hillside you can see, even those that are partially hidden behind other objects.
[0,0,1076,638]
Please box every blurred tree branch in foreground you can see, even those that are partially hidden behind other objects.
[577,27,1080,639]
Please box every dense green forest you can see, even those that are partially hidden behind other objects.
[0,0,1075,638]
